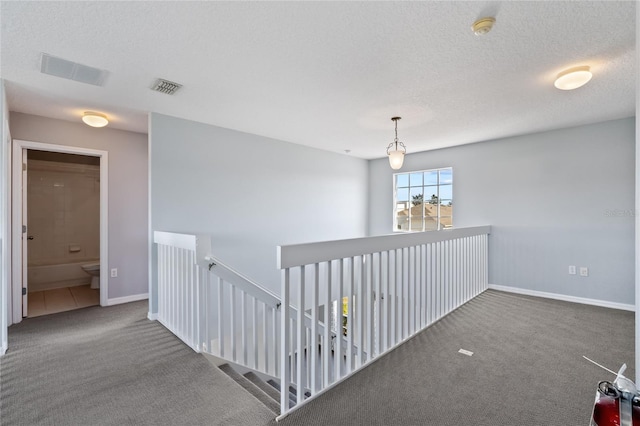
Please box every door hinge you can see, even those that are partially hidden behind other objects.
[22,288,26,296]
[22,225,26,234]
[22,163,27,171]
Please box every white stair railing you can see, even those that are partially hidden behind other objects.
[155,227,491,418]
[154,231,282,377]
[277,226,491,418]
[201,254,281,377]
[155,231,203,352]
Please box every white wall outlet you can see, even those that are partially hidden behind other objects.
[569,265,576,275]
[110,268,118,278]
[579,267,588,277]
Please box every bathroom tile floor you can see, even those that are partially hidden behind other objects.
[28,285,100,317]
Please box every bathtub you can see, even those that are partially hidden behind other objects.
[28,259,99,292]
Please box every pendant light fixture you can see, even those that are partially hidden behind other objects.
[386,117,406,170]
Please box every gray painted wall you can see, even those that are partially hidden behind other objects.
[1,81,8,352]
[9,112,148,299]
[369,117,635,305]
[149,113,368,311]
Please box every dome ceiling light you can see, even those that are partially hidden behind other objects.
[82,111,109,128]
[554,65,593,90]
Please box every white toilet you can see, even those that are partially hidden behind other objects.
[81,262,100,289]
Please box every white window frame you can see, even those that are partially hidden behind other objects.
[393,167,453,233]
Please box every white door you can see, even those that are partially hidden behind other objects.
[21,149,28,316]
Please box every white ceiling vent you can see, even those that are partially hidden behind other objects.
[151,78,182,95]
[40,53,108,86]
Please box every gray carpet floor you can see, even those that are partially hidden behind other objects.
[1,291,633,425]
[0,301,275,425]
[274,290,634,426]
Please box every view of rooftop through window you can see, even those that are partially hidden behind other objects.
[394,168,453,232]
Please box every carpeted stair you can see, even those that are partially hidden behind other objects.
[218,364,312,414]
[218,364,282,414]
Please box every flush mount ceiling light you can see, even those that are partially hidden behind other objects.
[386,117,406,170]
[471,17,496,35]
[82,111,109,128]
[554,66,592,90]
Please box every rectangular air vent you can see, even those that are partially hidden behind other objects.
[40,53,108,86]
[151,78,182,95]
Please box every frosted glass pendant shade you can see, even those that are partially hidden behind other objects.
[388,150,405,170]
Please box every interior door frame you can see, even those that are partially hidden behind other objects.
[11,139,108,323]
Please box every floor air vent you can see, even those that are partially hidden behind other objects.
[151,78,182,95]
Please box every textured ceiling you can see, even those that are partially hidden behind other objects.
[0,1,636,159]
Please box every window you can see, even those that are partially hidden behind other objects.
[394,167,452,232]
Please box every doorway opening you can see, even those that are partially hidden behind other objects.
[26,150,101,316]
[11,140,108,322]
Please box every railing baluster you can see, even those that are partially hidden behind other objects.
[419,244,425,329]
[346,257,353,374]
[402,247,409,339]
[453,239,458,306]
[447,239,452,312]
[390,249,397,346]
[230,284,236,362]
[434,241,440,320]
[272,306,278,377]
[262,302,268,373]
[395,248,401,342]
[382,251,390,351]
[296,266,306,403]
[416,245,421,331]
[217,277,224,357]
[365,253,373,361]
[375,252,382,356]
[280,269,291,415]
[252,297,258,370]
[443,240,448,315]
[241,292,247,365]
[323,261,332,388]
[337,259,344,378]
[415,245,424,331]
[464,238,475,302]
[408,246,415,335]
[357,256,365,367]
[310,263,319,394]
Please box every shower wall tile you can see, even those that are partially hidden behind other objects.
[27,160,100,265]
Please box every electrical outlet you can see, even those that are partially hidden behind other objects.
[569,265,576,275]
[579,267,588,277]
[110,268,118,278]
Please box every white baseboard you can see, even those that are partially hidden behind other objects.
[488,284,635,312]
[106,293,149,306]
[147,312,158,321]
[1,343,6,356]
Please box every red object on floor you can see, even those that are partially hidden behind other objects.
[591,381,640,426]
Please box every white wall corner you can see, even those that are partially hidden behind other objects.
[488,284,635,312]
[106,293,149,306]
[147,312,158,321]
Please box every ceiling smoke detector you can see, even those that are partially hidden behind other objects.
[151,78,183,95]
[472,17,496,36]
